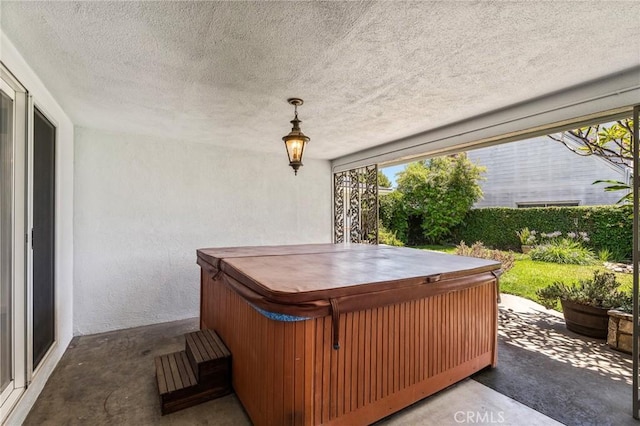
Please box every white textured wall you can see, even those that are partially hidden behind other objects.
[73,128,331,335]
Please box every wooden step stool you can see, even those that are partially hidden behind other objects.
[155,329,231,415]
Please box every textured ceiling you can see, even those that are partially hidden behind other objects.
[2,1,639,160]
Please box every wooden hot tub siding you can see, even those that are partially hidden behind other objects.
[201,270,498,426]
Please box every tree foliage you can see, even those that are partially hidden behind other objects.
[378,223,404,246]
[549,119,634,204]
[377,170,392,188]
[382,154,485,244]
[379,190,408,242]
[548,119,634,167]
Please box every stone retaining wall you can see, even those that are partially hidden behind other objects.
[607,310,632,354]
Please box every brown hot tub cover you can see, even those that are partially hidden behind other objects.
[197,244,501,349]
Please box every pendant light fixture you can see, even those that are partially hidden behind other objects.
[282,98,310,175]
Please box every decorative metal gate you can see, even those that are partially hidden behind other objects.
[333,165,378,244]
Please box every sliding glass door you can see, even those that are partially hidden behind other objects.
[0,79,15,407]
[0,68,27,421]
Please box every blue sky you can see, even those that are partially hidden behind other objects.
[380,164,407,187]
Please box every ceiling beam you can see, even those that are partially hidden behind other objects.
[332,66,640,172]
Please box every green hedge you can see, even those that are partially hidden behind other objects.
[449,206,632,261]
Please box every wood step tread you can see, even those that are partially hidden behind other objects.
[185,329,230,364]
[155,351,197,394]
[155,349,231,415]
[160,385,231,415]
[155,330,232,415]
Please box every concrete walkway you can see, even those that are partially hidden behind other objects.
[475,294,636,426]
[20,294,633,425]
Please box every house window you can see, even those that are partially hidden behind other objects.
[516,201,580,208]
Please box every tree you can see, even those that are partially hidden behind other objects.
[548,118,634,204]
[377,170,392,188]
[379,190,408,242]
[548,119,633,167]
[394,154,485,243]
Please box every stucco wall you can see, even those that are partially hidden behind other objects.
[468,136,628,208]
[73,128,332,335]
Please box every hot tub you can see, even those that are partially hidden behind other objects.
[197,244,501,426]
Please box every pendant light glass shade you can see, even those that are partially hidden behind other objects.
[282,98,309,175]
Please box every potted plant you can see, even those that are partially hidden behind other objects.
[516,228,537,253]
[536,270,629,339]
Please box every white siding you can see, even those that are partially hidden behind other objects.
[468,136,627,208]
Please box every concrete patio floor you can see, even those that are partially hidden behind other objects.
[475,294,636,426]
[20,294,635,425]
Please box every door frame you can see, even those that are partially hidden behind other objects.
[0,65,28,421]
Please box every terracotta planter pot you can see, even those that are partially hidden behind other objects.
[560,299,609,339]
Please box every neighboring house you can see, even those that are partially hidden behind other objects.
[467,134,631,208]
[379,186,394,195]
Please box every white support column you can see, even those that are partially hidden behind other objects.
[633,104,639,419]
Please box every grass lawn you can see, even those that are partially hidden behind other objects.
[416,245,632,308]
[500,257,632,303]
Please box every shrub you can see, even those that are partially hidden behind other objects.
[597,248,613,262]
[617,296,634,314]
[529,238,596,265]
[455,241,515,272]
[516,227,537,245]
[536,270,630,310]
[378,224,404,246]
[450,206,631,261]
[379,191,408,243]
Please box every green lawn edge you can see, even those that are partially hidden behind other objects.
[415,245,632,310]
